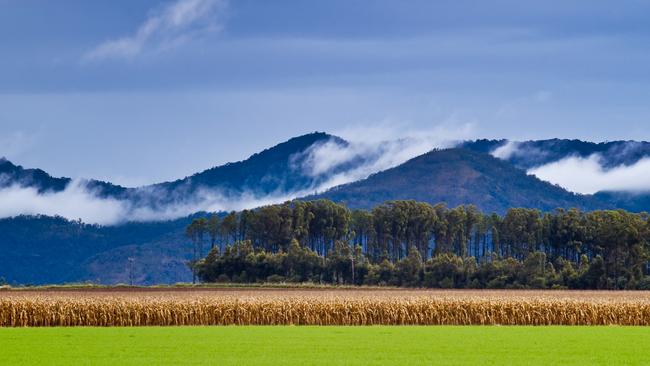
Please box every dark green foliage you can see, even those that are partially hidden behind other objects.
[192,199,650,289]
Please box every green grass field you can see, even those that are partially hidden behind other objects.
[2,326,650,365]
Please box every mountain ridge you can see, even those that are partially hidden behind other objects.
[0,132,340,201]
[312,147,606,213]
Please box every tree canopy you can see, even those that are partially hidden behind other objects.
[187,199,650,289]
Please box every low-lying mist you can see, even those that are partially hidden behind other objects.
[529,155,650,195]
[490,140,650,195]
[0,181,312,225]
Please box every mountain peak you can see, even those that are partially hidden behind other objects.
[0,156,15,168]
[0,158,71,193]
[246,132,341,162]
[157,132,346,196]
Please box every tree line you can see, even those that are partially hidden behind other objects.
[186,200,650,289]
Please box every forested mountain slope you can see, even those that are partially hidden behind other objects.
[0,132,342,203]
[0,215,195,285]
[315,148,605,213]
[149,132,344,197]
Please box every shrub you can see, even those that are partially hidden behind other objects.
[266,275,285,283]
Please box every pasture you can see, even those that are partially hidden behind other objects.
[2,326,650,365]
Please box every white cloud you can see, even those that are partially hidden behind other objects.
[84,0,227,61]
[529,154,650,194]
[0,181,127,225]
[490,139,549,166]
[491,140,521,160]
[297,122,476,191]
[129,187,317,222]
[0,181,307,225]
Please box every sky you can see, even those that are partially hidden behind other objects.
[2,0,650,186]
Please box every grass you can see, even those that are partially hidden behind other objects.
[2,326,650,365]
[0,282,391,291]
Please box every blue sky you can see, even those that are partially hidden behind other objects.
[1,0,650,186]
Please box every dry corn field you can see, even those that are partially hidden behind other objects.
[2,288,650,327]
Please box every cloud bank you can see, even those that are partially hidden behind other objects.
[0,181,307,225]
[84,0,227,61]
[0,181,127,225]
[529,154,650,194]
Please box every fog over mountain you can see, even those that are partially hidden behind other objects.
[2,134,650,226]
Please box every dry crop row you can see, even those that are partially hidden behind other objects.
[2,294,650,326]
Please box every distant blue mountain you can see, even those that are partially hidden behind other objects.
[150,131,345,197]
[0,157,70,192]
[0,132,342,203]
[0,157,127,196]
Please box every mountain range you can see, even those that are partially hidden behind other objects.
[1,132,649,285]
[1,132,341,201]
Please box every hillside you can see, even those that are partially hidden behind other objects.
[593,191,650,213]
[0,215,194,285]
[314,148,603,213]
[0,132,342,204]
